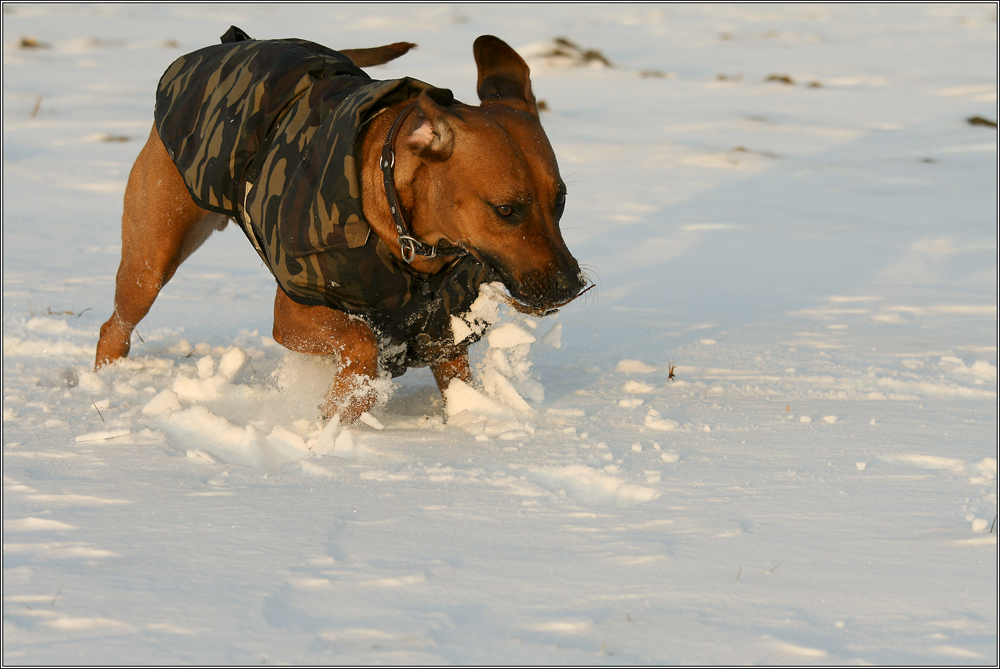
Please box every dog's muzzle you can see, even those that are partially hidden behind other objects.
[497,265,593,317]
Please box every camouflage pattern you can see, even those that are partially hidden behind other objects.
[155,33,498,376]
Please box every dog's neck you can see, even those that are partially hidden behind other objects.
[360,99,454,276]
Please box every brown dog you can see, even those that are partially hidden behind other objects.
[95,29,586,423]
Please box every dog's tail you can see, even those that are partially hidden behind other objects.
[340,42,417,68]
[219,27,414,69]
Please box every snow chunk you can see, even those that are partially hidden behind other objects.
[450,315,474,344]
[447,411,486,435]
[474,301,546,409]
[529,464,660,507]
[26,317,70,333]
[77,371,108,393]
[311,416,341,455]
[482,369,535,414]
[44,616,135,632]
[196,355,214,379]
[616,359,656,374]
[186,449,218,464]
[156,406,319,472]
[359,412,384,430]
[4,517,76,531]
[619,398,644,408]
[158,407,262,468]
[466,282,505,325]
[623,380,655,394]
[531,619,594,634]
[887,454,965,472]
[966,360,997,380]
[444,379,512,419]
[254,425,310,470]
[142,389,181,416]
[547,408,585,417]
[975,457,997,474]
[645,414,679,431]
[488,323,536,348]
[216,347,249,382]
[541,323,562,348]
[940,356,997,380]
[172,374,219,403]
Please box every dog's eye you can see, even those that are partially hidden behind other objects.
[494,204,514,218]
[554,190,567,217]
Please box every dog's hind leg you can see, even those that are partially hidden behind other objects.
[95,125,228,368]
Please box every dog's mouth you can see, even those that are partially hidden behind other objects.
[469,248,592,316]
[506,283,594,317]
[481,278,594,317]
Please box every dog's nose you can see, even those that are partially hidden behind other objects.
[519,255,587,308]
[553,266,586,302]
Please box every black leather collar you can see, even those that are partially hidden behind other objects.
[380,101,467,264]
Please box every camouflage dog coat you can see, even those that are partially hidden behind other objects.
[155,28,495,377]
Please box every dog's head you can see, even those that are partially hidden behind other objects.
[398,36,588,314]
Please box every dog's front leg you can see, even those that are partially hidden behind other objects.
[272,288,379,424]
[431,351,473,398]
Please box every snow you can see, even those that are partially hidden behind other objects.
[615,358,657,374]
[487,322,537,349]
[3,3,997,665]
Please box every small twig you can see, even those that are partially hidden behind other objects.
[736,566,741,581]
[25,301,90,318]
[50,587,62,607]
[991,514,996,533]
[185,346,199,358]
[767,559,783,574]
[134,329,144,343]
[248,360,256,375]
[30,94,42,119]
[667,360,676,381]
[93,403,105,422]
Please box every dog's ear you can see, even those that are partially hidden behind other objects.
[403,89,456,161]
[474,35,536,114]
